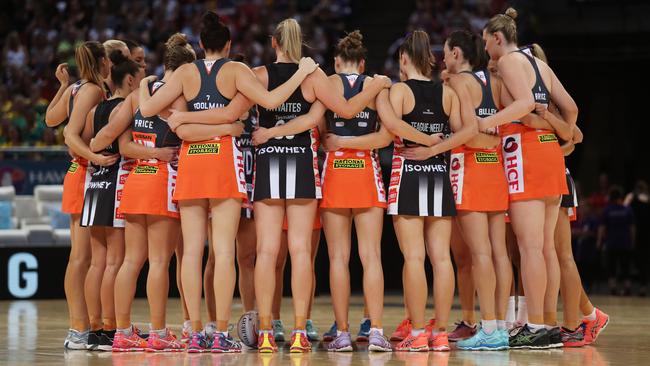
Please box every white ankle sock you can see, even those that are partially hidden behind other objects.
[506,296,516,324]
[516,296,528,324]
[527,323,545,333]
[411,328,424,337]
[584,308,597,321]
[370,327,383,335]
[482,320,498,334]
[497,320,507,330]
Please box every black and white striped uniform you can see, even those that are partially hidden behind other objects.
[253,63,320,201]
[387,80,456,217]
[561,168,578,208]
[81,98,133,227]
[238,108,257,218]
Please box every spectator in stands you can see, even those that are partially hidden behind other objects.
[3,31,29,70]
[625,180,650,296]
[589,172,610,214]
[574,202,600,292]
[598,185,636,296]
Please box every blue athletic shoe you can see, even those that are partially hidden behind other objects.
[357,319,371,342]
[323,322,337,341]
[457,327,509,351]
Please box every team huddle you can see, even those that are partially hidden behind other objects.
[45,7,609,354]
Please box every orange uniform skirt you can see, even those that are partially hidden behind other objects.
[450,146,508,212]
[320,149,386,209]
[173,137,247,202]
[62,158,91,214]
[120,160,179,218]
[500,123,568,201]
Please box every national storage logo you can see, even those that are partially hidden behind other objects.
[134,166,159,175]
[474,152,499,163]
[187,143,221,155]
[538,134,558,143]
[333,159,365,169]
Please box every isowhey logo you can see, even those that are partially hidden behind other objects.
[188,143,221,155]
[474,152,499,163]
[134,166,159,175]
[333,159,365,169]
[502,134,524,194]
[450,153,464,204]
[538,134,558,143]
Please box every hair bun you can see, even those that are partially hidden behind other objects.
[108,49,128,65]
[505,7,518,20]
[203,11,221,28]
[165,33,189,49]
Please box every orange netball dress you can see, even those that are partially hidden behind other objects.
[449,70,508,212]
[500,48,567,201]
[62,81,93,214]
[119,81,181,218]
[320,73,386,209]
[172,59,247,202]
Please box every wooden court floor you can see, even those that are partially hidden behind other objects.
[0,295,646,365]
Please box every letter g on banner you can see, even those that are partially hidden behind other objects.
[8,253,38,298]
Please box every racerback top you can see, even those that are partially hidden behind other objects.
[257,62,312,146]
[325,73,378,137]
[400,79,450,161]
[518,47,550,106]
[132,81,181,149]
[186,59,231,113]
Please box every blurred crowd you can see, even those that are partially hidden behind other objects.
[573,175,650,296]
[0,0,351,147]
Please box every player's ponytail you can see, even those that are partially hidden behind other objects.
[200,11,231,52]
[75,41,106,88]
[274,18,303,63]
[446,30,487,71]
[109,50,139,87]
[399,30,435,77]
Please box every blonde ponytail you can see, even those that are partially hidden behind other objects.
[274,18,302,63]
[75,41,106,88]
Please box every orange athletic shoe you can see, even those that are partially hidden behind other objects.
[424,319,436,334]
[258,331,278,353]
[428,332,450,352]
[390,319,412,341]
[583,308,609,345]
[112,330,147,352]
[289,331,312,353]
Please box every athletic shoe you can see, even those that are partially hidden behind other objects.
[323,322,337,341]
[181,321,191,343]
[368,329,392,352]
[211,332,242,353]
[448,321,477,342]
[357,319,371,342]
[327,331,353,352]
[509,325,551,349]
[87,329,102,351]
[428,332,450,352]
[548,327,563,348]
[64,329,89,350]
[113,329,147,352]
[272,320,286,342]
[456,327,509,351]
[424,318,436,333]
[98,329,115,351]
[561,325,586,348]
[204,322,217,339]
[390,319,412,341]
[258,330,278,353]
[290,331,312,353]
[187,331,210,353]
[305,320,320,341]
[409,332,430,352]
[583,308,609,345]
[146,329,184,352]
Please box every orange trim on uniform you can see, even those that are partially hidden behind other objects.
[119,161,179,218]
[500,123,568,201]
[62,159,91,214]
[320,149,386,209]
[173,137,247,201]
[450,146,508,212]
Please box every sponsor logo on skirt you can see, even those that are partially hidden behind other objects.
[474,152,499,163]
[333,159,365,169]
[538,134,558,143]
[68,162,79,173]
[188,143,221,155]
[134,165,159,175]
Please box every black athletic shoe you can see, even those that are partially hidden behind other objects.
[548,327,563,348]
[98,329,115,352]
[509,324,551,349]
[87,329,103,351]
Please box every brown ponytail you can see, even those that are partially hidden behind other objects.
[335,30,367,64]
[399,30,435,77]
[529,43,548,64]
[485,7,518,44]
[274,18,302,63]
[75,41,105,88]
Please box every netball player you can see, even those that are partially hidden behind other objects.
[382,30,474,352]
[480,8,578,349]
[102,40,130,96]
[79,51,143,351]
[124,39,146,69]
[307,30,393,352]
[45,41,111,350]
[138,12,320,353]
[442,30,510,350]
